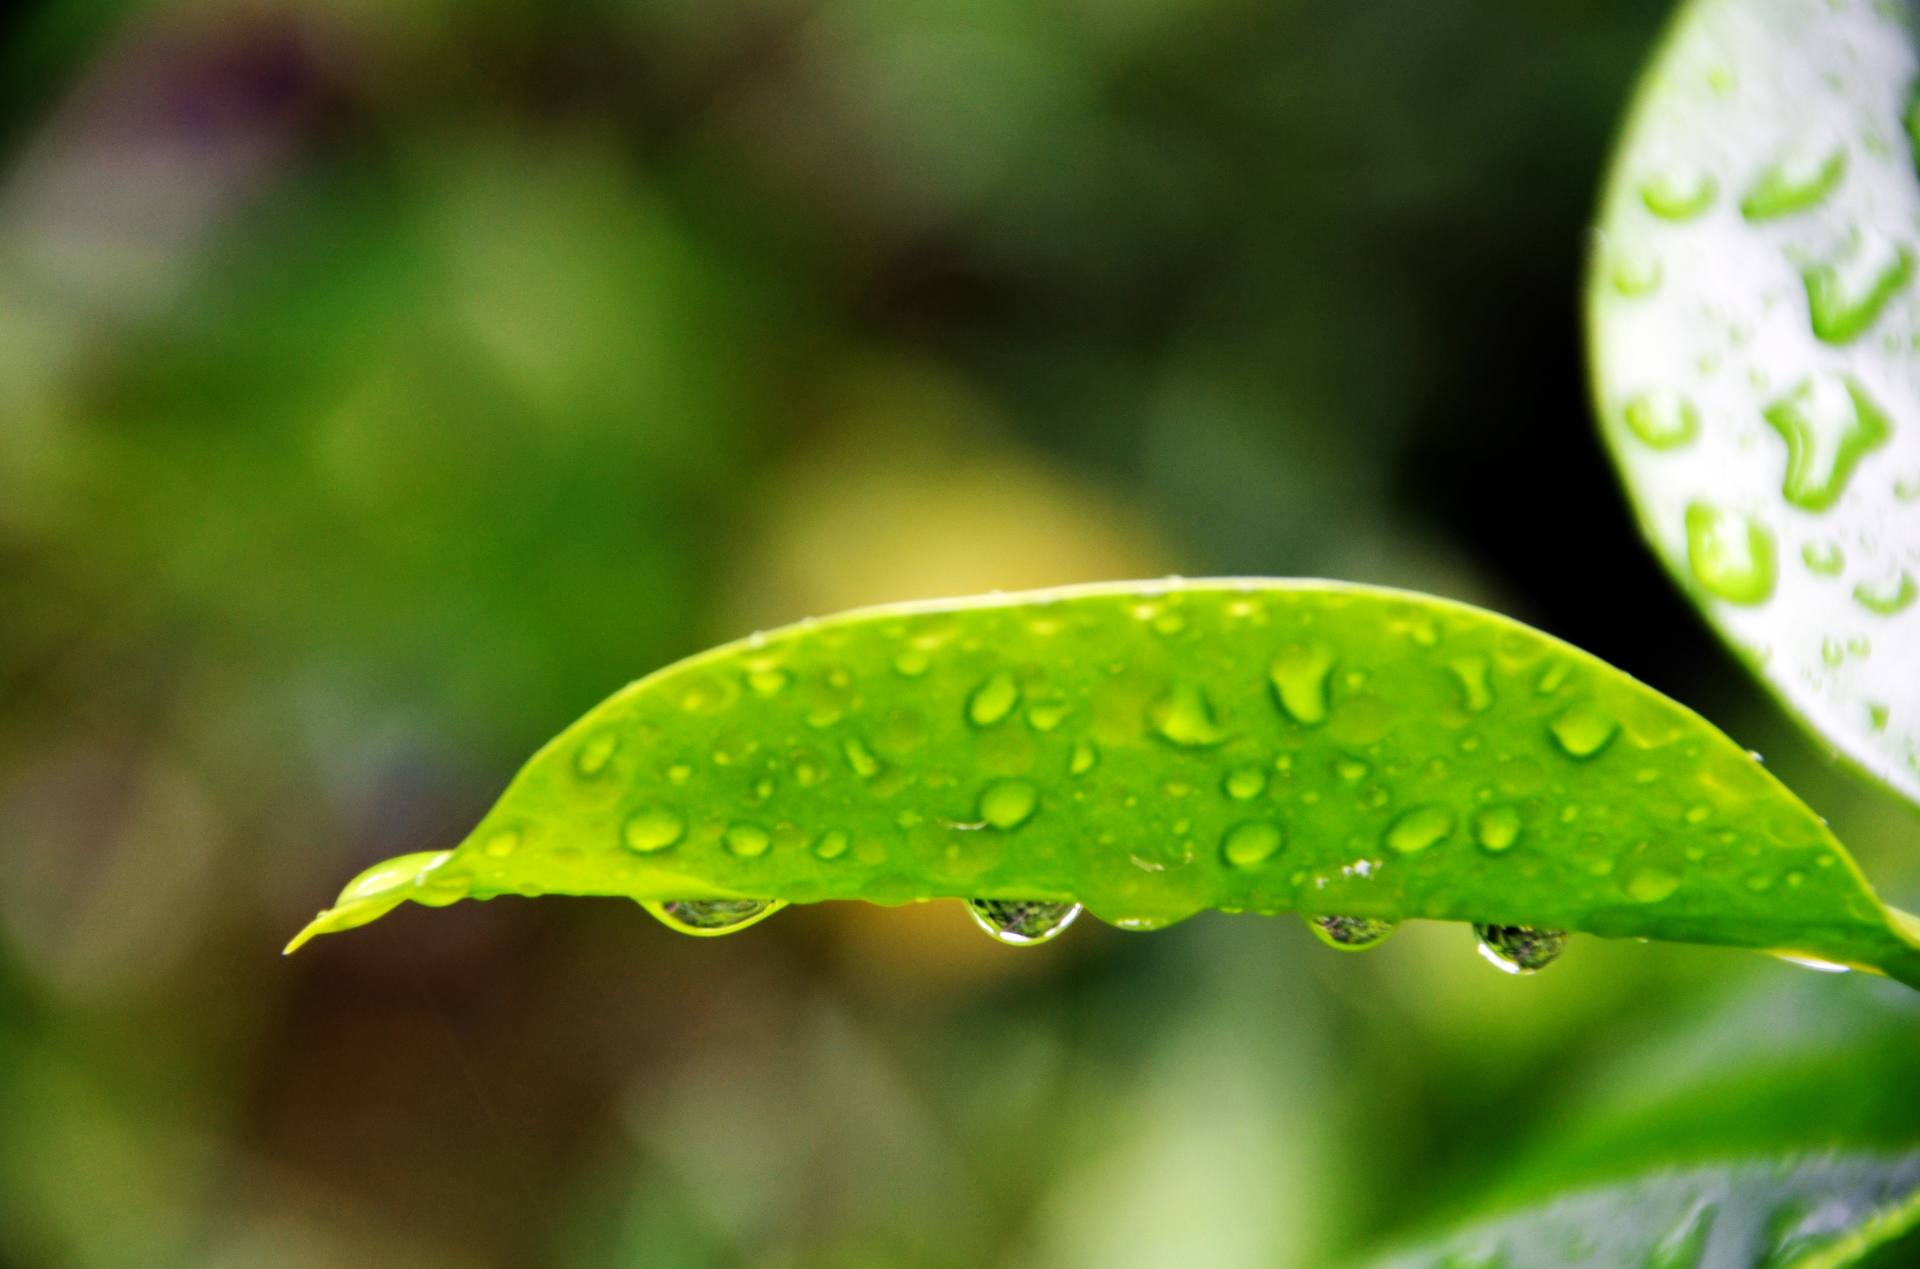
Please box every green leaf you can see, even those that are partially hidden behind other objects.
[1587,0,1920,806]
[286,580,1920,985]
[1361,1152,1920,1269]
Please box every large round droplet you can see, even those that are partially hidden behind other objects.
[1473,923,1567,974]
[623,806,686,853]
[1385,804,1455,854]
[1306,913,1396,951]
[646,897,784,936]
[967,897,1082,946]
[1221,820,1283,868]
[979,779,1038,829]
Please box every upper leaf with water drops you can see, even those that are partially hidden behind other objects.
[286,580,1920,990]
[1588,0,1920,805]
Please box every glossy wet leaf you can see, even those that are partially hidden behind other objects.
[1587,0,1920,806]
[286,580,1920,990]
[1364,1152,1920,1269]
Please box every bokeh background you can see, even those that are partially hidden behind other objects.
[3,1,1919,1265]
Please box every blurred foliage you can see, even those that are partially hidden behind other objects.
[1,0,1917,1265]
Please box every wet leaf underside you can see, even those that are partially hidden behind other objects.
[287,580,1920,988]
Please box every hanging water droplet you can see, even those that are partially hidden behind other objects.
[1762,375,1891,510]
[623,806,686,853]
[967,897,1082,946]
[1739,145,1846,221]
[1684,503,1777,604]
[1148,682,1229,747]
[575,733,619,777]
[647,897,784,935]
[979,779,1038,829]
[1853,569,1916,615]
[1306,913,1397,951]
[1473,923,1567,974]
[1622,389,1701,450]
[1473,805,1522,852]
[1385,804,1455,853]
[967,671,1021,727]
[1221,820,1284,868]
[1550,702,1619,759]
[724,823,772,858]
[1269,644,1335,725]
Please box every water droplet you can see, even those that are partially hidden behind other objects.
[1869,702,1891,731]
[967,671,1020,727]
[1335,757,1370,782]
[1221,820,1284,868]
[967,898,1082,946]
[892,649,931,677]
[1536,660,1572,694]
[1739,146,1846,221]
[1307,913,1397,951]
[1645,1199,1716,1269]
[1639,168,1716,220]
[1610,248,1662,296]
[1684,503,1776,604]
[1762,375,1892,510]
[746,667,790,697]
[1025,700,1071,732]
[1550,702,1619,759]
[1473,924,1567,974]
[979,779,1038,829]
[1148,682,1229,747]
[1623,866,1681,904]
[1622,389,1700,450]
[1801,540,1845,575]
[623,806,686,853]
[843,737,882,778]
[724,823,771,858]
[1801,233,1913,344]
[575,733,619,777]
[1386,804,1456,853]
[1473,805,1522,852]
[811,830,849,860]
[483,830,520,858]
[1269,644,1335,725]
[1448,655,1494,712]
[1223,765,1268,799]
[1069,741,1098,775]
[647,897,784,935]
[1853,569,1916,615]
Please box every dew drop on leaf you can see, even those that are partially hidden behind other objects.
[966,671,1020,727]
[1306,913,1397,951]
[1269,643,1335,725]
[1739,146,1846,221]
[1852,570,1916,616]
[1223,765,1268,799]
[1621,388,1701,450]
[979,779,1039,829]
[1148,682,1229,747]
[1684,503,1777,604]
[1474,923,1568,974]
[1800,235,1913,345]
[967,897,1082,946]
[1472,805,1523,853]
[623,806,686,853]
[1639,168,1716,220]
[1761,375,1891,511]
[1386,804,1456,854]
[1623,865,1682,904]
[724,823,771,858]
[1801,540,1845,576]
[574,733,618,777]
[811,829,850,861]
[1221,820,1284,868]
[1550,702,1619,759]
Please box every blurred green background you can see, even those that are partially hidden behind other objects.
[2,1,1918,1265]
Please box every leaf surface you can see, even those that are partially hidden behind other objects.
[1588,0,1920,805]
[286,580,1920,987]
